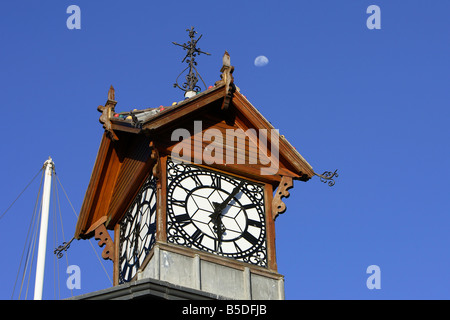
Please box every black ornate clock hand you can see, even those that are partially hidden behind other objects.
[210,181,244,252]
[210,180,245,222]
[133,221,140,258]
[215,215,224,252]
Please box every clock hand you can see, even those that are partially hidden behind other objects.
[221,180,245,209]
[209,180,244,222]
[210,181,245,248]
[210,201,222,222]
[133,222,140,258]
[215,216,224,252]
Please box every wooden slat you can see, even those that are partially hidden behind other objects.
[106,134,154,228]
[156,155,167,242]
[75,133,120,239]
[264,183,277,271]
[113,224,120,286]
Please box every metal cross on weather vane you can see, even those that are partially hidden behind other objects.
[173,27,211,97]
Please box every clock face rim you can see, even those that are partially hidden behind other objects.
[166,158,267,267]
[119,174,157,283]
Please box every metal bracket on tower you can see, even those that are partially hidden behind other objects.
[315,169,339,187]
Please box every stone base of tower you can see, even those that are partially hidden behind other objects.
[137,242,285,300]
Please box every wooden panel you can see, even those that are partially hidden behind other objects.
[113,224,120,286]
[75,133,122,238]
[264,183,277,271]
[106,134,154,228]
[158,107,301,182]
[156,155,167,242]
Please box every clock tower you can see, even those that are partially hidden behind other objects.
[72,31,331,300]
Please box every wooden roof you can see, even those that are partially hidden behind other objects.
[75,62,314,240]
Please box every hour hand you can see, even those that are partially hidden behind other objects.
[209,181,244,221]
[210,203,225,243]
[215,219,225,252]
[209,202,222,222]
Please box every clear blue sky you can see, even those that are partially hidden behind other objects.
[1,1,449,300]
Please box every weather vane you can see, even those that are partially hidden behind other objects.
[173,27,211,98]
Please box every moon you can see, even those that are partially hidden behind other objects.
[254,55,269,67]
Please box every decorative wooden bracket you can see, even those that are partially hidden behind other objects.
[149,141,161,181]
[215,51,236,111]
[94,224,115,262]
[98,85,119,141]
[272,176,294,220]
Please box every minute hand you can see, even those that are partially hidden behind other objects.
[210,181,245,221]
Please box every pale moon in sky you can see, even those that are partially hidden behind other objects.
[254,55,269,67]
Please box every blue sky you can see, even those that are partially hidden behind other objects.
[1,1,449,300]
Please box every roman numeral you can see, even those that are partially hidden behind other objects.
[242,231,258,246]
[215,240,223,253]
[148,222,156,234]
[173,213,191,228]
[175,184,192,196]
[191,175,202,187]
[171,199,186,208]
[242,203,257,210]
[191,229,205,244]
[211,175,222,189]
[247,219,263,228]
[233,241,243,253]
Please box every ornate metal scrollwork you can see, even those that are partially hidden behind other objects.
[172,27,210,95]
[54,236,75,259]
[315,170,339,187]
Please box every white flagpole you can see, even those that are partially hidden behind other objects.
[33,157,54,300]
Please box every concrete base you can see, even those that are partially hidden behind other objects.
[137,242,285,300]
[68,277,226,300]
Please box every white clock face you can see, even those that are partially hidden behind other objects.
[119,175,157,283]
[166,159,267,267]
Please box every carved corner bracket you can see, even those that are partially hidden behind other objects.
[149,141,161,183]
[272,176,294,220]
[98,85,119,141]
[94,224,115,262]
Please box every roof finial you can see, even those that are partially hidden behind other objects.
[173,27,211,98]
[97,85,118,141]
[108,85,115,101]
[215,50,235,111]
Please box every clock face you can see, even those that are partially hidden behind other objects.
[166,159,267,267]
[119,175,157,283]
